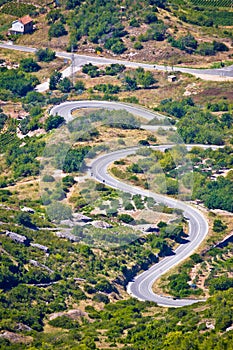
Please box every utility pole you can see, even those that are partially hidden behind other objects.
[71,45,75,88]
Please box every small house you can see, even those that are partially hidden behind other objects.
[167,75,177,83]
[9,15,33,35]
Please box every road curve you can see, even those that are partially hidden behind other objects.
[1,43,233,82]
[51,100,219,307]
[90,147,208,307]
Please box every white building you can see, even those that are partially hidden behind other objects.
[9,15,33,35]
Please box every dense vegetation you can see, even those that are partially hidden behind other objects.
[1,0,233,344]
[0,67,39,98]
[1,2,36,17]
[113,142,233,212]
[158,97,233,145]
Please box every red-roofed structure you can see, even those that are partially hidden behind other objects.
[9,15,33,35]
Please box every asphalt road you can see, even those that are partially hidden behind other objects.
[90,147,208,307]
[1,42,233,90]
[50,100,166,123]
[51,100,222,307]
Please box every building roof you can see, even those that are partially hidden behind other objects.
[19,15,33,25]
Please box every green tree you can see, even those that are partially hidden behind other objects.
[20,58,40,72]
[36,48,56,62]
[111,41,127,54]
[49,71,62,90]
[124,76,137,91]
[136,68,156,88]
[62,146,90,172]
[0,113,7,130]
[213,219,227,232]
[118,214,134,223]
[221,113,233,128]
[45,114,65,131]
[75,80,85,91]
[24,91,45,104]
[49,22,67,38]
[58,77,72,92]
[16,212,32,227]
[46,202,72,222]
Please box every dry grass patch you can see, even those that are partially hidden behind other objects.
[8,177,40,202]
[0,47,67,81]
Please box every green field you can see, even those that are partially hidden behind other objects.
[190,0,233,6]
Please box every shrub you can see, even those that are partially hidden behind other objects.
[49,22,67,38]
[118,214,134,223]
[196,42,215,56]
[49,71,62,90]
[75,80,85,91]
[1,2,36,17]
[20,58,40,73]
[95,279,114,293]
[48,315,79,329]
[93,294,110,304]
[36,48,56,62]
[0,113,7,130]
[124,202,134,211]
[45,115,65,131]
[134,42,143,50]
[58,77,72,93]
[46,202,72,222]
[42,175,55,182]
[213,219,227,232]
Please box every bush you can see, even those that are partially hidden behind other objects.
[48,315,79,329]
[82,63,100,77]
[124,202,134,211]
[49,22,67,38]
[75,80,85,91]
[49,71,62,90]
[134,42,143,50]
[46,202,72,222]
[20,58,40,73]
[16,212,32,228]
[58,77,72,93]
[45,115,65,131]
[1,2,36,17]
[42,175,55,182]
[95,279,114,294]
[62,146,90,173]
[94,84,120,94]
[144,12,158,24]
[196,42,215,56]
[213,219,227,232]
[36,48,56,62]
[118,214,134,223]
[105,64,125,76]
[0,113,7,130]
[93,294,110,304]
[0,68,39,97]
[111,41,127,54]
[138,140,150,146]
[24,91,45,104]
[209,276,233,294]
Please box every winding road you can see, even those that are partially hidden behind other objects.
[50,100,222,307]
[1,42,233,93]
